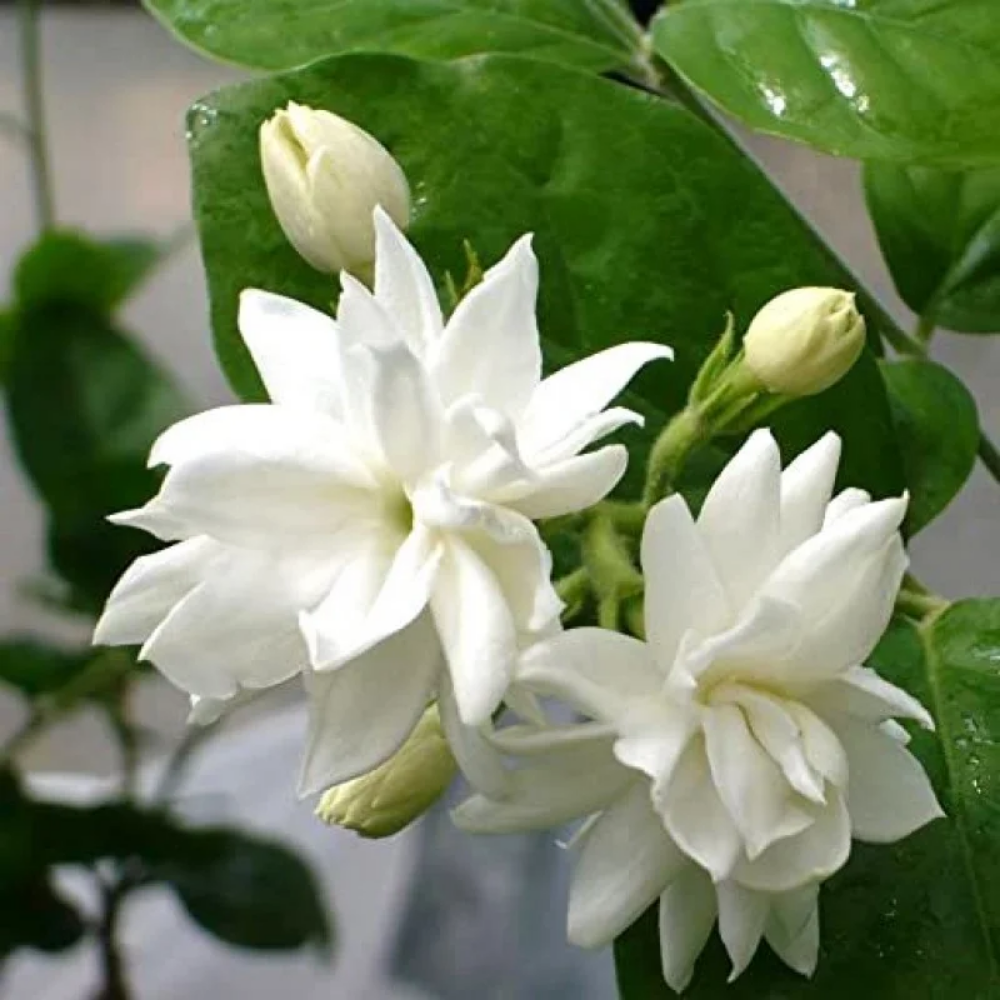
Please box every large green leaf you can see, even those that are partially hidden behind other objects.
[187,52,903,498]
[144,0,645,75]
[865,163,1000,333]
[880,358,980,535]
[615,603,1000,997]
[652,1,1000,167]
[6,305,188,612]
[150,828,332,951]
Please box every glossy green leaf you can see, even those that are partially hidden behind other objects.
[0,638,91,698]
[616,602,1000,997]
[880,358,980,535]
[187,52,903,498]
[145,0,644,74]
[652,1,1000,167]
[865,163,1000,333]
[14,230,161,316]
[152,828,331,951]
[5,303,188,613]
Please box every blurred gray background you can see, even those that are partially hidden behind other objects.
[0,8,996,999]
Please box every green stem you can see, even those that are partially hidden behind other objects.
[642,405,706,507]
[915,313,937,348]
[18,0,55,230]
[978,432,1000,485]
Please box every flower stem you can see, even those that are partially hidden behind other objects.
[92,877,131,1000]
[641,405,707,507]
[19,0,55,231]
[895,575,949,623]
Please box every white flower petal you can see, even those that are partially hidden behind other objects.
[764,882,820,977]
[432,538,518,726]
[298,611,441,795]
[569,782,687,949]
[140,548,334,699]
[642,495,731,672]
[786,702,849,789]
[613,709,698,797]
[517,342,672,460]
[716,880,769,981]
[490,720,618,756]
[108,504,190,542]
[823,487,871,526]
[662,740,743,883]
[813,665,935,729]
[433,234,541,416]
[438,675,510,799]
[304,524,441,670]
[778,432,841,555]
[505,445,628,520]
[336,270,401,349]
[94,537,218,647]
[517,628,661,725]
[238,290,348,417]
[697,429,783,612]
[827,712,944,842]
[734,790,851,893]
[368,344,442,481]
[704,703,813,859]
[373,207,444,357]
[658,863,717,993]
[526,407,643,468]
[453,736,633,834]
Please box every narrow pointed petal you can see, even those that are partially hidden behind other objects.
[658,864,717,993]
[373,207,444,357]
[303,525,441,670]
[765,883,820,977]
[734,791,851,893]
[336,271,401,348]
[778,432,841,555]
[787,702,848,789]
[662,741,743,883]
[569,782,687,948]
[108,504,189,542]
[368,344,442,481]
[517,342,672,460]
[432,538,518,726]
[453,737,633,833]
[827,713,944,842]
[505,445,628,520]
[433,235,541,416]
[438,675,510,799]
[140,549,334,699]
[613,705,697,795]
[697,429,783,612]
[823,487,871,526]
[94,537,218,646]
[238,290,348,417]
[298,612,440,795]
[445,396,534,498]
[518,628,661,725]
[642,495,731,671]
[813,666,935,729]
[716,881,769,981]
[704,703,813,858]
[525,407,642,468]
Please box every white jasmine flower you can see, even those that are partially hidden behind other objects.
[94,209,670,795]
[456,429,942,988]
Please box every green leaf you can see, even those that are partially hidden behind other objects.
[0,877,87,957]
[145,0,644,75]
[0,638,91,697]
[14,230,161,315]
[616,604,1000,997]
[151,828,331,951]
[5,303,188,612]
[652,1,1000,167]
[865,163,1000,333]
[187,52,903,499]
[880,358,980,535]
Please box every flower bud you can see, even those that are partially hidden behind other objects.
[259,102,410,276]
[743,287,866,396]
[315,705,457,838]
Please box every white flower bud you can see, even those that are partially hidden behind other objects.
[744,287,866,396]
[259,102,410,276]
[315,705,457,838]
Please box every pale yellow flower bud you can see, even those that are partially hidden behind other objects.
[315,705,457,838]
[744,287,866,397]
[259,102,410,276]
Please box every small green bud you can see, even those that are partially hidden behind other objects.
[744,287,866,397]
[315,705,457,838]
[259,102,410,277]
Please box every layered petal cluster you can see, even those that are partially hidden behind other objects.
[457,430,942,990]
[94,209,670,795]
